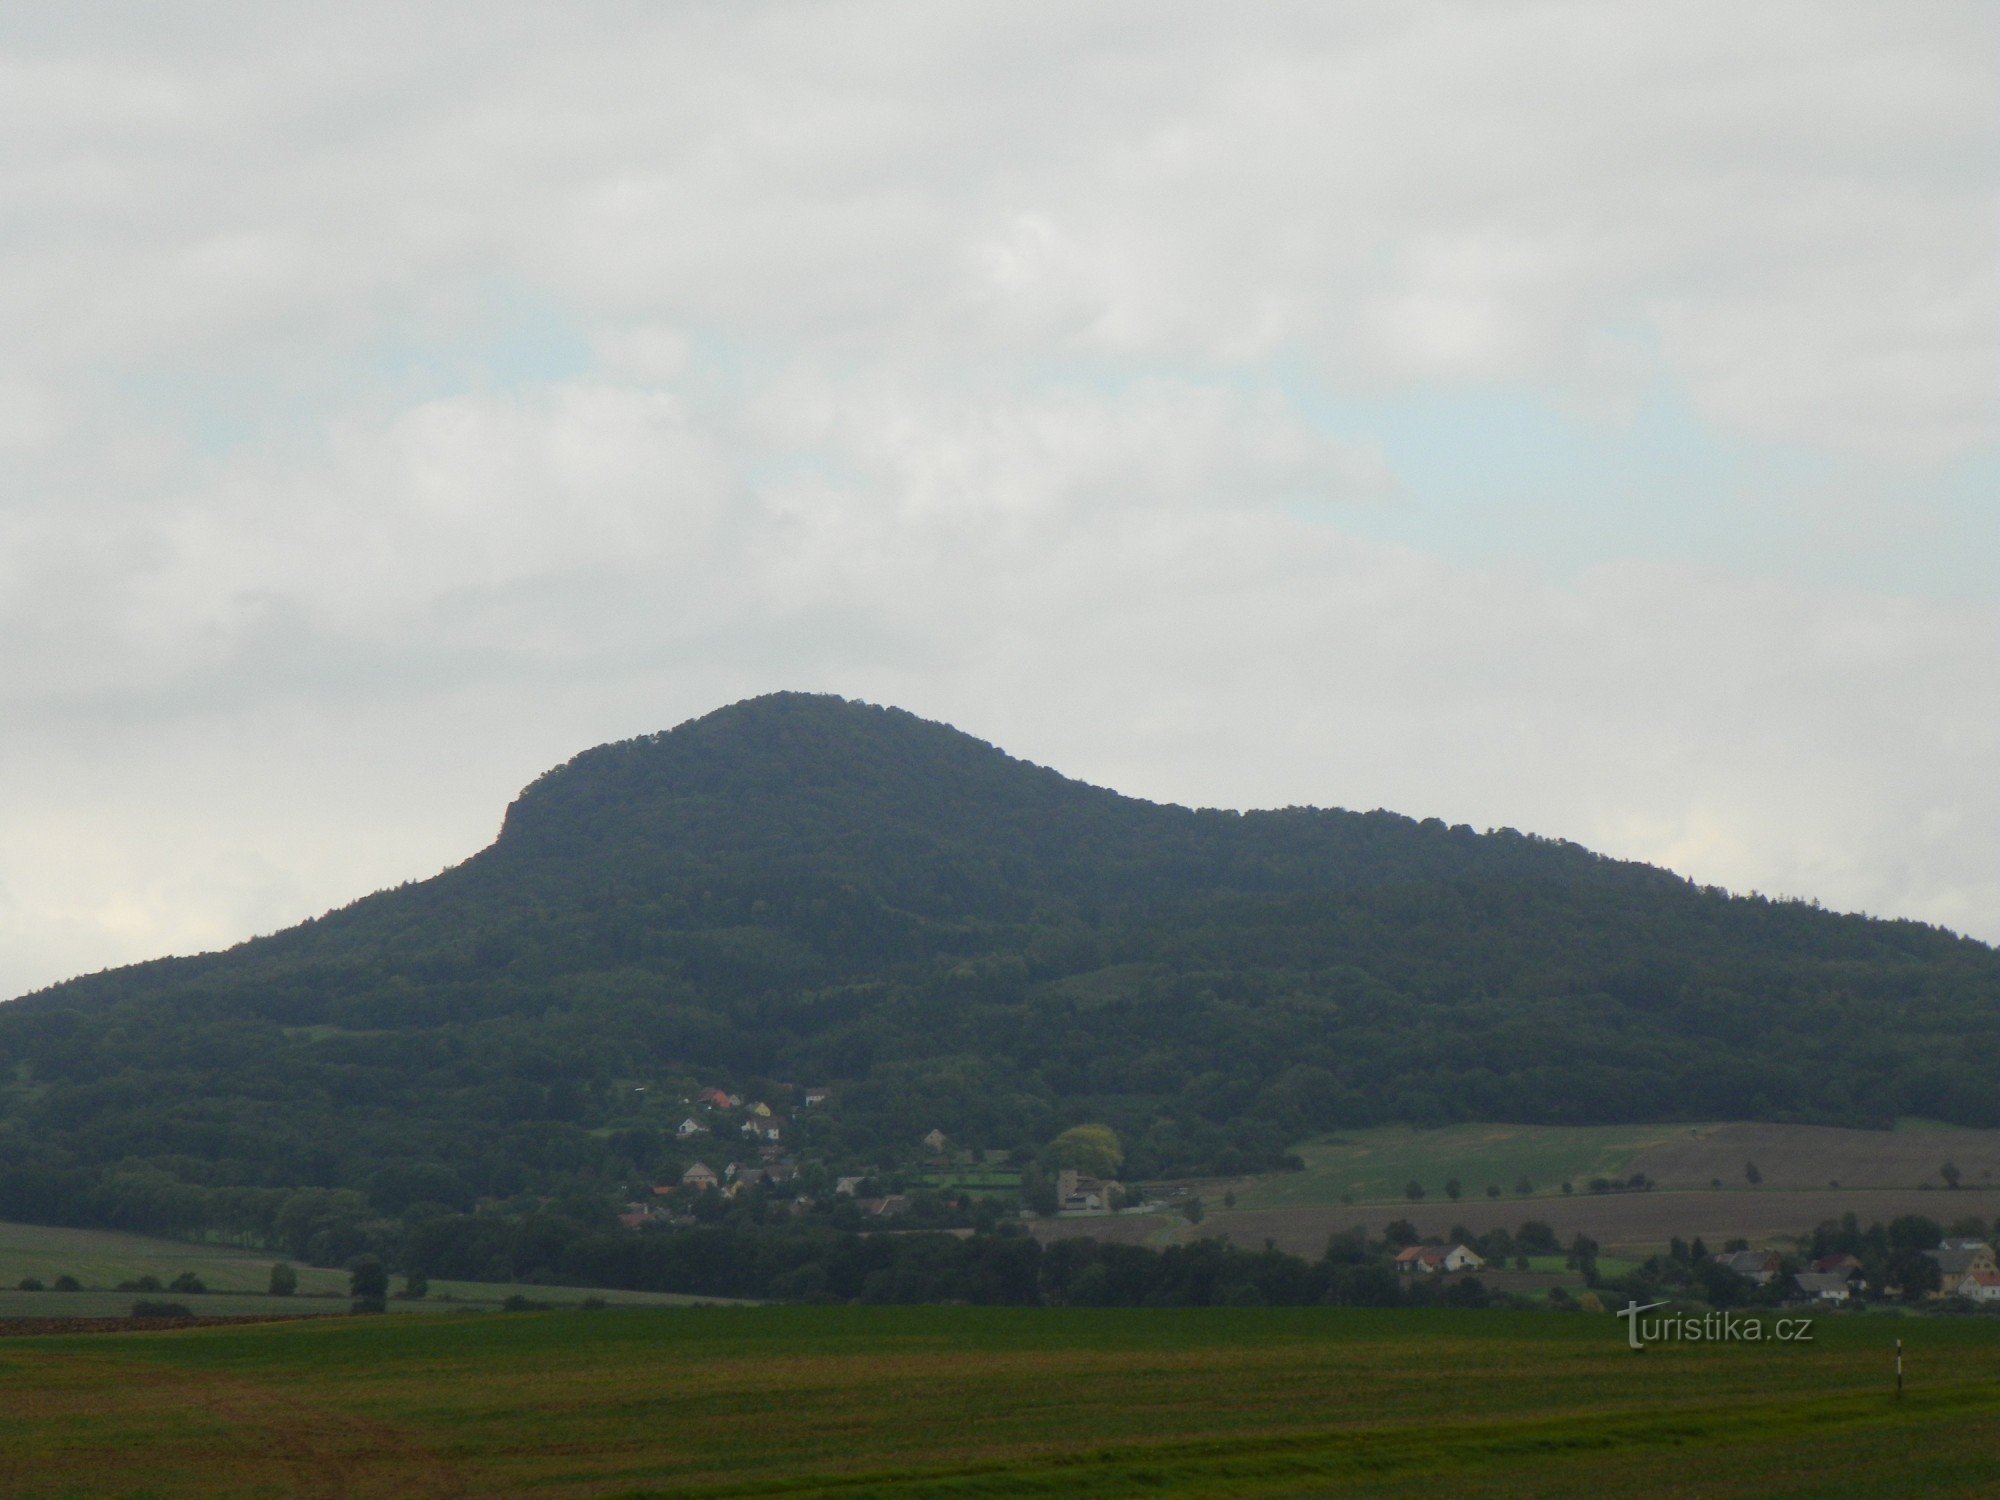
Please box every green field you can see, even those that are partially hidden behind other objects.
[0,1219,731,1318]
[916,1168,1024,1194]
[1232,1123,1683,1209]
[1228,1119,2000,1212]
[4,1304,1998,1496]
[1516,1254,1640,1277]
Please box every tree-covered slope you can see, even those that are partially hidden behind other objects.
[1,692,1994,1236]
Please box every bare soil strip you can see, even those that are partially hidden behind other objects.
[0,1313,329,1338]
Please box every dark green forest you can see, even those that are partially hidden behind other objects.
[0,692,1994,1250]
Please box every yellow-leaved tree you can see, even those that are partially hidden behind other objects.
[1049,1124,1123,1178]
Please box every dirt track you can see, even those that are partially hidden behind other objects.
[0,1313,327,1338]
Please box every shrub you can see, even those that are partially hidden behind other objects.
[268,1263,298,1297]
[52,1274,80,1292]
[169,1272,207,1294]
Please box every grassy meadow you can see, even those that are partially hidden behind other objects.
[1227,1123,1678,1210]
[0,1219,732,1320]
[4,1303,1999,1497]
[1221,1119,2000,1209]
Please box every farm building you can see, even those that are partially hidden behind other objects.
[1790,1273,1851,1305]
[1716,1250,1783,1285]
[1394,1244,1485,1274]
[1056,1168,1114,1214]
[1925,1243,1996,1282]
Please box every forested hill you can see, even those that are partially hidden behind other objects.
[2,693,1996,1231]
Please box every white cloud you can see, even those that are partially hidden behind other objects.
[0,2,1993,994]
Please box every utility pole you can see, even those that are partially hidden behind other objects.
[1894,1338,1903,1400]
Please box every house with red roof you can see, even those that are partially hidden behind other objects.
[1957,1270,2000,1304]
[1394,1243,1485,1274]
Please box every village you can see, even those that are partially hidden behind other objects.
[1715,1237,2000,1306]
[608,1082,1137,1231]
[606,1083,2000,1315]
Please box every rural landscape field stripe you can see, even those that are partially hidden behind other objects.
[608,1384,2000,1499]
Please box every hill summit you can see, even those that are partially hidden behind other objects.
[0,692,1994,1234]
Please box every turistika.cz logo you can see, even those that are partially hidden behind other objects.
[1616,1300,1815,1349]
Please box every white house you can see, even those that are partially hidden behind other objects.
[1394,1244,1485,1274]
[1791,1272,1851,1305]
[676,1117,706,1139]
[1957,1271,2000,1304]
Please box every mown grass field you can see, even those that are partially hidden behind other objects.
[4,1304,1998,1497]
[1224,1119,2000,1212]
[1227,1123,1677,1209]
[0,1220,732,1319]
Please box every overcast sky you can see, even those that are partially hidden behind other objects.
[2,2,1995,998]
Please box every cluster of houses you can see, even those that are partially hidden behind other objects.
[1716,1239,1999,1305]
[613,1083,837,1228]
[617,1154,811,1228]
[672,1084,829,1148]
[1386,1237,2000,1306]
[616,1102,971,1229]
[1928,1239,2000,1300]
